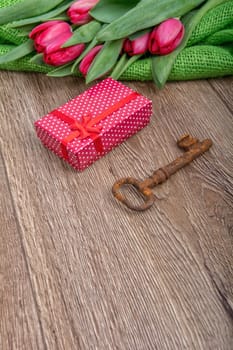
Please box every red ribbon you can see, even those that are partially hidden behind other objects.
[51,91,139,160]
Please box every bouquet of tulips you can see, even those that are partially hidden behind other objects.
[0,0,229,87]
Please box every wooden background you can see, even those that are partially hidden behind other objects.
[0,71,232,350]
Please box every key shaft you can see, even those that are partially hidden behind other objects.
[112,134,213,211]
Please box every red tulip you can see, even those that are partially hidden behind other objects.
[123,32,150,56]
[149,18,185,55]
[79,45,103,75]
[67,0,99,25]
[44,44,85,66]
[29,21,72,53]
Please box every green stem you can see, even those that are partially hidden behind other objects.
[111,54,142,80]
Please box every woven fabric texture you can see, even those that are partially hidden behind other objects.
[204,27,233,45]
[0,0,23,8]
[0,0,30,44]
[121,45,233,81]
[0,0,233,81]
[187,0,233,46]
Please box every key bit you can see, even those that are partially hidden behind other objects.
[112,134,213,211]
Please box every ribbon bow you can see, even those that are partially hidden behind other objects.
[51,91,139,161]
[70,114,102,140]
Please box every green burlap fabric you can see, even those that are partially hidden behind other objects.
[0,0,232,81]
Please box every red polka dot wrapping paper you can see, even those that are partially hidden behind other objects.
[34,78,152,171]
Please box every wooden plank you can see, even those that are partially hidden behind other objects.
[0,71,232,349]
[208,77,233,112]
[0,151,45,349]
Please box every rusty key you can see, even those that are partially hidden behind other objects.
[112,134,213,211]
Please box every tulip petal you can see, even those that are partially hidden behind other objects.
[131,32,150,55]
[79,44,103,75]
[149,37,159,54]
[34,22,72,53]
[29,20,63,39]
[45,31,72,54]
[69,13,92,25]
[156,18,184,47]
[44,44,85,66]
[67,0,99,24]
[123,39,132,55]
[149,18,185,55]
[69,0,99,13]
[124,32,150,56]
[173,25,185,47]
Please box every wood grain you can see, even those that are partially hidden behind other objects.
[208,77,233,112]
[0,152,45,349]
[0,71,232,350]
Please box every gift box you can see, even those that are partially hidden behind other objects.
[35,78,152,171]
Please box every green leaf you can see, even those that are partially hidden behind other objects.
[47,63,74,77]
[97,0,206,41]
[8,0,74,28]
[63,21,101,47]
[0,39,34,64]
[90,0,141,23]
[48,15,70,21]
[86,39,123,83]
[11,24,36,36]
[152,0,227,89]
[30,53,44,64]
[0,0,65,25]
[111,54,142,80]
[129,29,151,41]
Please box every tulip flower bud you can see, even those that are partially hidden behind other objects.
[29,21,72,53]
[44,44,85,66]
[67,0,99,25]
[79,45,103,76]
[123,32,150,56]
[149,18,185,55]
